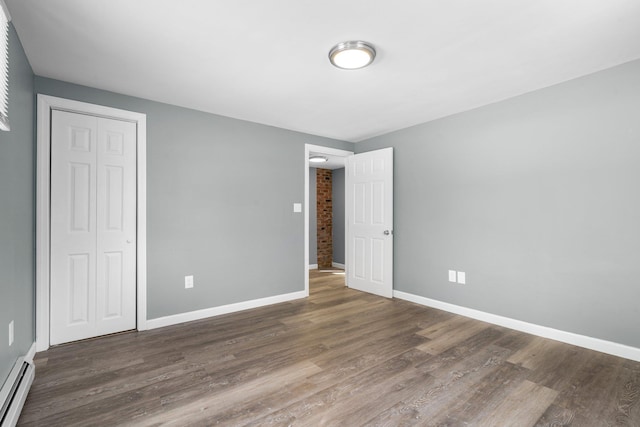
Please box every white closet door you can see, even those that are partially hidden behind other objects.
[95,117,137,336]
[50,110,137,345]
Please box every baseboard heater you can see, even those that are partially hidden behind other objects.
[0,357,35,427]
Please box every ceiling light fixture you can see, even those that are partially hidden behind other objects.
[329,41,376,70]
[309,155,328,163]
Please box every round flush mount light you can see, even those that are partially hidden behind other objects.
[329,41,376,70]
[309,155,328,163]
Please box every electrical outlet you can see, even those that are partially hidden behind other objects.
[9,320,14,346]
[185,275,194,289]
[457,271,466,284]
[448,270,457,282]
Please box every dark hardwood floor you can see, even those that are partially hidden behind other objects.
[19,269,640,426]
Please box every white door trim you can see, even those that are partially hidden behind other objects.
[36,94,147,351]
[304,144,353,296]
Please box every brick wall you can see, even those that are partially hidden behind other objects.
[316,168,333,269]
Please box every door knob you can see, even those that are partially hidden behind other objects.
[126,240,132,244]
[383,230,391,235]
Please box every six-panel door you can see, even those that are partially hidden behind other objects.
[346,147,393,298]
[50,110,137,345]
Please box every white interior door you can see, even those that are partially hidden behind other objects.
[50,110,137,345]
[346,147,393,298]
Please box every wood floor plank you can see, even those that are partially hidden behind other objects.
[534,404,576,427]
[246,349,434,426]
[17,269,640,426]
[553,352,625,420]
[364,344,513,426]
[507,335,567,371]
[139,361,323,426]
[477,380,558,427]
[426,361,530,426]
[416,320,490,355]
[618,373,640,425]
[524,345,595,391]
[416,315,475,339]
[198,335,434,426]
[565,361,640,427]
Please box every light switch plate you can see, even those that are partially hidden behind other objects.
[448,270,457,282]
[293,203,302,213]
[457,272,466,284]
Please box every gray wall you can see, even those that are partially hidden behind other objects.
[309,167,317,265]
[356,58,640,348]
[35,76,352,319]
[0,25,35,386]
[332,168,345,265]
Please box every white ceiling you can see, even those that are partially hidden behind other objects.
[7,1,640,142]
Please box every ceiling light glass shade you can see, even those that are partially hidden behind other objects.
[329,41,376,70]
[309,155,328,163]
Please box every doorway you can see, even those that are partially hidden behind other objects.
[36,95,148,351]
[309,163,344,269]
[304,144,353,296]
[305,145,394,299]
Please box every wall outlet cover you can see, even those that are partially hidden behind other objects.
[293,203,302,213]
[457,272,466,284]
[185,275,194,289]
[448,270,457,282]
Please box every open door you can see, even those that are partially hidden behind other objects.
[346,148,393,298]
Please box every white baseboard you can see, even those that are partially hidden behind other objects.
[331,262,345,269]
[146,290,307,330]
[394,290,640,362]
[309,264,318,270]
[25,342,37,362]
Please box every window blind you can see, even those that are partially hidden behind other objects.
[0,1,10,131]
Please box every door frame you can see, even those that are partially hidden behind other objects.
[304,144,353,296]
[36,94,147,351]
